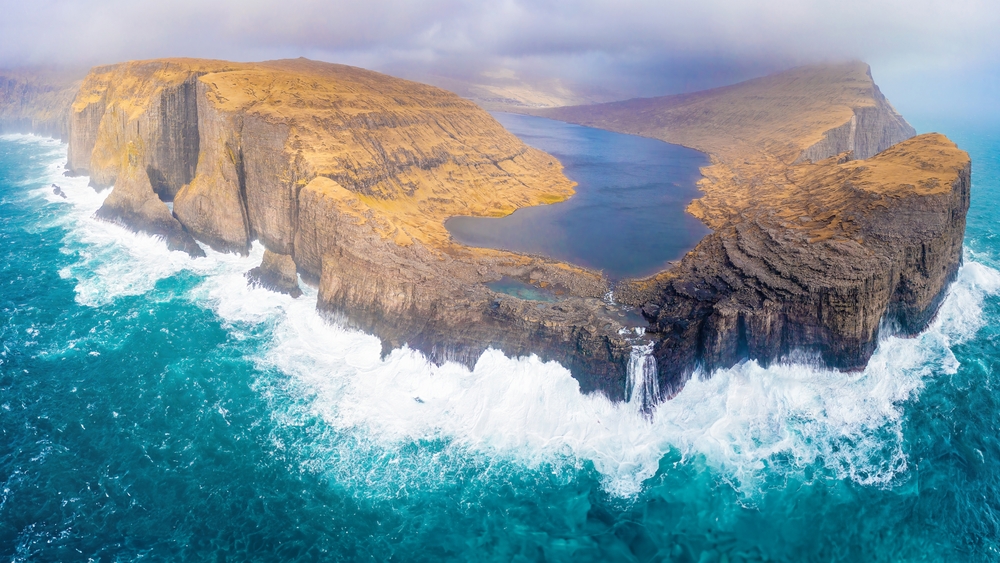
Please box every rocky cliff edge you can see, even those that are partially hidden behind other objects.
[57,58,648,398]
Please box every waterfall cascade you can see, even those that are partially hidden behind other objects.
[626,341,659,413]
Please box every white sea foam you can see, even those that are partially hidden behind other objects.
[21,135,1000,498]
[11,136,263,306]
[257,260,998,497]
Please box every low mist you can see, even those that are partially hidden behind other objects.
[2,0,997,122]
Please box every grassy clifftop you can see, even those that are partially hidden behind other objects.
[537,62,963,243]
[69,58,575,251]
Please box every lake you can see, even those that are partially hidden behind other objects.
[446,112,711,279]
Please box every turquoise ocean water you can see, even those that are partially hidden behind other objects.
[1,125,999,561]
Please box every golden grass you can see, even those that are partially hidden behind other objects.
[540,62,968,251]
[204,59,577,248]
[74,58,577,250]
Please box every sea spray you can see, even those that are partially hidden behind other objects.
[18,133,1000,500]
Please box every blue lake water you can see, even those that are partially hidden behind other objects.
[486,276,564,302]
[446,113,711,279]
[1,123,999,561]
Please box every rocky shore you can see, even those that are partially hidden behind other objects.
[0,59,971,405]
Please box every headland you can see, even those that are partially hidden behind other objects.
[0,59,970,405]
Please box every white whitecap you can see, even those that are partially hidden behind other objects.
[17,135,1000,498]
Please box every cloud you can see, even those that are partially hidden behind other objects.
[2,0,998,102]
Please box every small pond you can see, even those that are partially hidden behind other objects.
[485,277,563,303]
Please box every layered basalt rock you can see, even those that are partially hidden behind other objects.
[63,60,242,252]
[614,135,969,395]
[247,250,302,297]
[301,181,635,394]
[3,58,971,404]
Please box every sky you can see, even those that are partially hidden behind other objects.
[2,0,998,125]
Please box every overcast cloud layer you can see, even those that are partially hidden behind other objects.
[2,0,998,121]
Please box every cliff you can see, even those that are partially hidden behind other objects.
[60,58,646,397]
[64,59,576,251]
[0,68,84,140]
[539,62,969,396]
[5,58,970,406]
[539,62,914,164]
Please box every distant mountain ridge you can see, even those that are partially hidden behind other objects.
[538,61,914,163]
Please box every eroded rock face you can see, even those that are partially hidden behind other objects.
[795,74,915,163]
[171,77,254,254]
[91,146,205,257]
[617,137,970,395]
[0,69,82,140]
[53,58,644,398]
[63,60,233,254]
[294,178,635,398]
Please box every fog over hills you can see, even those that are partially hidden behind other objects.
[1,1,998,122]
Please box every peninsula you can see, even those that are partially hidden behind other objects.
[0,59,970,405]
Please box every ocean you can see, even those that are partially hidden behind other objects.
[0,123,998,561]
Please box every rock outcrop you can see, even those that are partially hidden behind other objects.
[247,250,302,297]
[613,135,969,395]
[4,58,971,405]
[795,81,915,163]
[64,60,236,252]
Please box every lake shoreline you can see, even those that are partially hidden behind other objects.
[446,113,711,280]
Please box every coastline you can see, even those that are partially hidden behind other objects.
[0,59,972,404]
[8,131,998,498]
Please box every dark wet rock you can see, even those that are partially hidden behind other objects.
[247,250,302,298]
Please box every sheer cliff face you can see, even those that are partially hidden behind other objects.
[65,58,575,256]
[184,59,575,252]
[64,60,235,255]
[795,77,915,163]
[59,58,641,396]
[617,134,969,395]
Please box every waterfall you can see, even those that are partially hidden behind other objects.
[626,342,659,413]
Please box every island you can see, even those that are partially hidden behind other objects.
[0,58,970,407]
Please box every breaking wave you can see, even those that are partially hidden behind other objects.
[21,134,1000,498]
